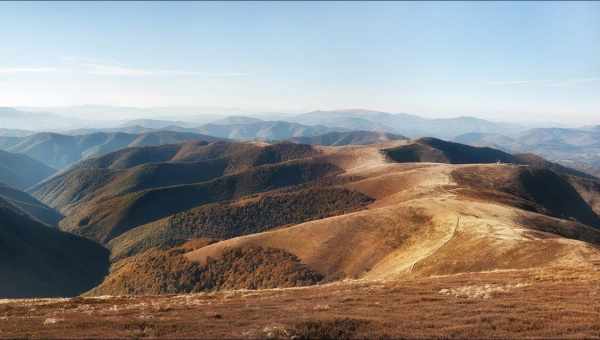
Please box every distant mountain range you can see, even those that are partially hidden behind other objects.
[194,121,343,140]
[0,128,35,137]
[288,130,407,146]
[68,118,345,141]
[2,106,532,139]
[0,107,91,131]
[0,131,221,169]
[454,127,600,177]
[4,106,600,177]
[85,110,527,141]
[0,121,345,169]
[288,109,527,139]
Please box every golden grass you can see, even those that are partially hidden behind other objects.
[2,268,599,339]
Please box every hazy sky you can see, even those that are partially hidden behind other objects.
[1,2,599,124]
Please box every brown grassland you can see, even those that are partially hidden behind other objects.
[1,267,599,339]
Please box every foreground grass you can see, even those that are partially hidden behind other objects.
[1,267,599,339]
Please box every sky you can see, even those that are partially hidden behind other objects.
[0,1,599,124]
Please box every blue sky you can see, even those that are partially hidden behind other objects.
[0,1,599,124]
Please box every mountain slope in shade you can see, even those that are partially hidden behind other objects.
[0,182,62,227]
[3,131,221,169]
[0,197,108,298]
[382,137,518,164]
[0,150,56,190]
[0,136,23,150]
[288,130,407,146]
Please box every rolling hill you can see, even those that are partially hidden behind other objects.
[382,137,518,164]
[31,141,335,242]
[4,132,600,338]
[3,131,597,307]
[30,141,320,210]
[0,196,108,298]
[65,138,600,297]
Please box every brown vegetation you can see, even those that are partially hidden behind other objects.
[59,159,342,243]
[108,187,373,261]
[2,268,600,339]
[88,246,323,296]
[31,141,320,212]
